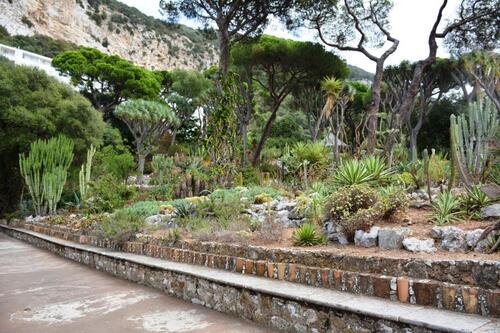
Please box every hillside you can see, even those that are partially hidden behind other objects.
[0,0,217,70]
[0,0,373,79]
[348,64,374,82]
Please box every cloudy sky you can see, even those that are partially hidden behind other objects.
[119,0,462,72]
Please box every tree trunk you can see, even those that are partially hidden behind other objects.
[242,121,249,165]
[385,61,430,159]
[313,115,322,142]
[367,60,384,154]
[217,27,230,75]
[252,104,279,166]
[137,152,145,185]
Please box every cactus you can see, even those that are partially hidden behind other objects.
[151,154,174,186]
[450,98,498,187]
[422,149,433,203]
[19,136,74,216]
[79,144,96,205]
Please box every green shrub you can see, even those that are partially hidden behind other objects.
[293,223,326,246]
[378,186,409,218]
[432,191,462,225]
[0,58,104,215]
[460,186,491,218]
[324,185,378,221]
[93,145,135,182]
[87,175,137,213]
[97,209,144,244]
[117,200,175,217]
[323,185,381,239]
[254,193,273,204]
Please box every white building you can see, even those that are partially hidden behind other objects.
[0,43,70,84]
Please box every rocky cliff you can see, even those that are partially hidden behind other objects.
[0,0,218,70]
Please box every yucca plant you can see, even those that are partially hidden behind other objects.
[363,156,393,184]
[174,201,193,218]
[331,159,373,186]
[432,191,462,226]
[460,185,492,218]
[293,223,326,246]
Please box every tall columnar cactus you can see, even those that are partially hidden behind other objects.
[450,98,498,187]
[79,144,96,205]
[19,136,74,216]
[422,149,433,203]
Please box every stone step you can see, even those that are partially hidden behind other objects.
[1,224,498,333]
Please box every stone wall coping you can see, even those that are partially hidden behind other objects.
[1,224,497,333]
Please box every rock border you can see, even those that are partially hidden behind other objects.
[1,224,498,333]
[4,220,499,318]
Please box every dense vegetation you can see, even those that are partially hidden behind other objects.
[1,0,498,253]
[0,57,105,215]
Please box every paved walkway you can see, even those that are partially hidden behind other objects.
[0,233,275,333]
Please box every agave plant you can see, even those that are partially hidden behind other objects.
[331,159,373,186]
[432,191,462,226]
[174,201,194,218]
[293,223,326,246]
[460,186,491,218]
[363,156,393,184]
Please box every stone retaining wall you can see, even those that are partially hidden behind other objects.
[14,221,500,317]
[2,226,448,333]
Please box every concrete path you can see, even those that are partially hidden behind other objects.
[0,233,275,333]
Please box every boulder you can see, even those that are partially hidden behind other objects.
[409,200,429,209]
[324,221,349,245]
[275,210,298,227]
[431,226,468,252]
[402,237,436,253]
[480,184,500,199]
[466,229,489,253]
[144,214,173,227]
[274,198,297,211]
[354,227,379,247]
[378,228,409,250]
[288,208,305,220]
[481,203,500,218]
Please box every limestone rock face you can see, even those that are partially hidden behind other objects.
[0,0,217,70]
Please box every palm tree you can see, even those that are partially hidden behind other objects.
[313,77,344,141]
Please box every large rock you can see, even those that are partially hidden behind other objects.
[431,226,468,252]
[402,237,436,253]
[466,229,489,253]
[324,221,349,245]
[274,198,297,211]
[288,208,305,220]
[144,214,176,228]
[481,203,500,218]
[275,210,299,227]
[354,227,379,247]
[378,228,409,250]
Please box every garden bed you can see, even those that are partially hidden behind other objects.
[4,216,498,318]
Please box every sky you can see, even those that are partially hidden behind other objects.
[118,0,462,72]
